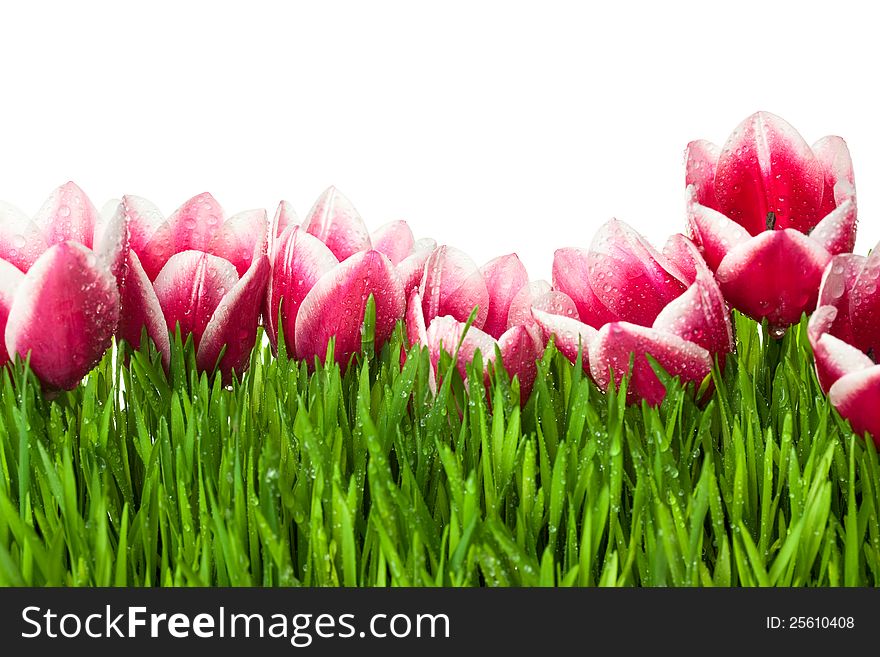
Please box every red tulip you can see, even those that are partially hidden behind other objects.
[686,111,857,333]
[536,219,732,404]
[119,193,269,379]
[808,248,880,444]
[0,182,125,389]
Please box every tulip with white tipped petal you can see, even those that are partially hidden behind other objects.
[536,219,732,405]
[406,251,543,400]
[266,223,405,366]
[808,246,880,444]
[686,111,857,332]
[119,193,269,379]
[408,290,543,401]
[0,182,126,389]
[265,189,434,365]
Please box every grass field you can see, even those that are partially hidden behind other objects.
[0,311,878,587]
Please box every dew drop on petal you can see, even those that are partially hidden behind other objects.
[828,277,845,300]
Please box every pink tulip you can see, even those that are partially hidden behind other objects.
[0,182,126,389]
[407,288,544,400]
[808,248,880,444]
[535,220,733,405]
[119,193,269,379]
[291,186,435,294]
[266,208,407,367]
[686,111,857,333]
[406,250,546,400]
[264,188,431,366]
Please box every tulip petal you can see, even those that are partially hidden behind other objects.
[828,365,880,444]
[406,288,428,348]
[302,187,371,261]
[397,238,436,298]
[662,233,709,285]
[528,289,580,324]
[480,254,529,339]
[589,321,712,405]
[808,306,873,393]
[270,200,297,246]
[4,242,120,389]
[208,209,268,277]
[508,282,580,331]
[371,220,415,266]
[118,250,171,364]
[507,280,550,326]
[653,271,733,357]
[531,307,597,372]
[812,135,856,216]
[404,288,435,390]
[33,181,99,249]
[413,237,437,251]
[714,111,824,235]
[587,219,687,326]
[420,245,490,329]
[153,250,239,347]
[426,315,497,382]
[809,198,857,257]
[94,201,129,289]
[123,195,175,281]
[0,201,48,273]
[497,324,542,400]
[197,255,270,378]
[295,250,405,366]
[715,229,830,330]
[687,199,752,270]
[0,259,25,364]
[552,248,618,327]
[168,192,225,253]
[817,253,865,344]
[266,226,339,355]
[849,247,880,356]
[685,139,721,210]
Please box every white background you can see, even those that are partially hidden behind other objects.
[1,0,877,280]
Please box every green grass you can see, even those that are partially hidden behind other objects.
[0,310,878,587]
